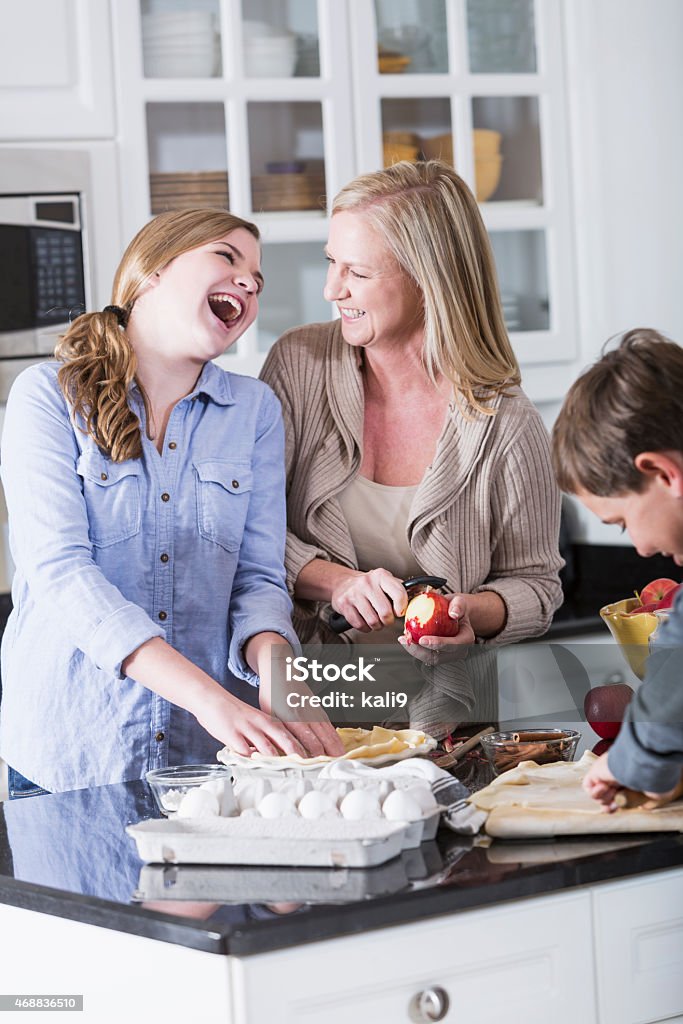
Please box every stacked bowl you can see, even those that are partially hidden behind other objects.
[243,20,297,78]
[473,129,503,202]
[142,9,219,78]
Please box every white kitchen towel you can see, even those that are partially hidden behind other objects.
[317,758,486,835]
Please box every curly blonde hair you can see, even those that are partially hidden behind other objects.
[55,208,259,462]
[332,160,520,415]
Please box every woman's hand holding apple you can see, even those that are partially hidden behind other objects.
[398,593,476,664]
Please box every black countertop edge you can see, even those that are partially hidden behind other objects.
[1,835,681,957]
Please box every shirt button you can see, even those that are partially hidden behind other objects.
[158,610,168,621]
[232,479,239,489]
[168,442,177,450]
[161,492,170,502]
[160,553,169,563]
[100,472,108,481]
[155,731,165,742]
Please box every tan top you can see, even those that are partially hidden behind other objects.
[337,475,422,579]
[337,475,422,646]
[260,320,564,728]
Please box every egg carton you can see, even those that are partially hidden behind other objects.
[128,785,442,868]
[126,816,409,868]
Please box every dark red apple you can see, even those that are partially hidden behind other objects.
[592,737,614,757]
[584,683,634,739]
[404,592,459,642]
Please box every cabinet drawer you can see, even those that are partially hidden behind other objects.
[233,890,596,1024]
[593,868,683,1024]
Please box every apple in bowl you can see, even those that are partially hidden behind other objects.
[624,577,681,616]
[404,591,459,642]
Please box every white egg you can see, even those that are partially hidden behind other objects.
[339,789,382,820]
[240,807,260,818]
[257,792,298,819]
[382,789,424,823]
[403,783,438,814]
[298,789,339,820]
[177,788,220,819]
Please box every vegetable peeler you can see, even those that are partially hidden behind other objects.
[328,574,448,634]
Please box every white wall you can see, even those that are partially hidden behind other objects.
[544,0,683,544]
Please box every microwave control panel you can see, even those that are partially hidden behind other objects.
[33,228,86,326]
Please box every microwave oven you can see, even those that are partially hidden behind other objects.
[0,193,88,363]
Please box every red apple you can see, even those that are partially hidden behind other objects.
[583,683,634,739]
[592,737,614,757]
[623,579,681,616]
[655,583,682,610]
[404,592,459,642]
[639,577,679,606]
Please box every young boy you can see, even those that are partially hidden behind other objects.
[551,328,683,807]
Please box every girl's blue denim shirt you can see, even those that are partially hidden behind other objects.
[0,360,297,793]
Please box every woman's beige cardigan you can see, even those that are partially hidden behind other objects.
[261,321,564,726]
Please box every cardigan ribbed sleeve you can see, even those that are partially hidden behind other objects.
[475,401,563,644]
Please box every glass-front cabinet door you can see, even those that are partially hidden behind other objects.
[113,0,354,376]
[114,0,576,390]
[349,0,577,393]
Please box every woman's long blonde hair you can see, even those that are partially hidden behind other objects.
[55,208,259,462]
[332,160,520,415]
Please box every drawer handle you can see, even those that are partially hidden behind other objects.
[409,986,450,1022]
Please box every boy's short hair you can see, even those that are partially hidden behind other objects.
[552,328,683,495]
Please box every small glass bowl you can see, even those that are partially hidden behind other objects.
[146,764,232,816]
[480,729,580,776]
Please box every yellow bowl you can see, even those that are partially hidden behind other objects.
[473,129,502,157]
[599,597,657,680]
[475,154,503,202]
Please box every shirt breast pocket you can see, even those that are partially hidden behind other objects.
[194,459,254,553]
[76,454,142,548]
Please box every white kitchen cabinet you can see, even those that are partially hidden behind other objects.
[112,0,578,393]
[233,889,597,1023]
[0,0,116,140]
[593,868,683,1024]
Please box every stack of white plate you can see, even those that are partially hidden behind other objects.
[142,10,219,78]
[501,292,521,332]
[243,20,297,78]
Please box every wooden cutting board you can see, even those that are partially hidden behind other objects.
[469,752,683,839]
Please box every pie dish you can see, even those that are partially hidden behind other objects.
[217,726,436,772]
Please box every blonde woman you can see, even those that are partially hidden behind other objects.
[261,161,563,730]
[1,208,341,796]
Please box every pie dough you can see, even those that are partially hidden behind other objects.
[217,726,435,768]
[469,751,683,837]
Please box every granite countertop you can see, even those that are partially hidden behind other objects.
[1,755,681,957]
